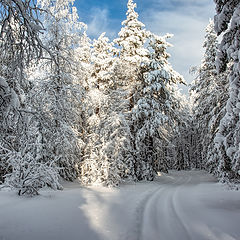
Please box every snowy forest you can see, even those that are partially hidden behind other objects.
[0,0,239,196]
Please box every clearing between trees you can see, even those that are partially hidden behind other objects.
[0,170,239,240]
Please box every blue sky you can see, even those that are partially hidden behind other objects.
[74,0,215,93]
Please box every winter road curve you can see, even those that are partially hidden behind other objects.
[0,171,240,240]
[139,174,192,240]
[135,171,240,240]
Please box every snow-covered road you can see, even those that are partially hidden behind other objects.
[138,172,240,240]
[0,171,240,240]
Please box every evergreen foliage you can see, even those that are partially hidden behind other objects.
[190,20,229,176]
[132,33,184,180]
[213,0,240,183]
[1,0,239,194]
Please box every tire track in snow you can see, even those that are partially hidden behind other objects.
[136,175,181,240]
[121,184,162,240]
[138,174,192,240]
[170,176,192,240]
[122,186,163,240]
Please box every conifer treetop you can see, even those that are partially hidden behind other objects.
[146,33,184,85]
[114,0,149,61]
[200,20,218,78]
[122,0,144,29]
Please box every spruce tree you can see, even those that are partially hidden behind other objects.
[213,0,240,182]
[81,33,134,186]
[81,33,122,186]
[111,0,149,181]
[190,20,229,174]
[191,20,219,169]
[132,33,184,180]
[113,0,149,94]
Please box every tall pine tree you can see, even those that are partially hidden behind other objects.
[213,0,240,182]
[132,33,184,180]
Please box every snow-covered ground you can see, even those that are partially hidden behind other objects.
[0,170,240,240]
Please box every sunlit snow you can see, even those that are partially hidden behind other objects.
[0,171,239,240]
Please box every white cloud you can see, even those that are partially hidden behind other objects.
[87,8,116,39]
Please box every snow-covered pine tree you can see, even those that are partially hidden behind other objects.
[113,0,149,96]
[81,32,116,186]
[191,20,219,169]
[171,91,192,171]
[81,33,134,186]
[132,33,184,180]
[90,33,116,91]
[207,70,228,175]
[111,0,150,181]
[81,87,114,186]
[213,1,240,182]
[190,20,229,173]
[28,0,85,182]
[82,0,148,185]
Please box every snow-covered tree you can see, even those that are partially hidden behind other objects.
[80,0,149,186]
[213,1,240,182]
[132,33,184,180]
[171,92,192,171]
[0,0,46,64]
[81,89,114,186]
[0,0,51,188]
[191,20,219,168]
[3,114,62,196]
[0,0,46,130]
[81,33,115,186]
[190,20,229,174]
[81,89,131,186]
[1,0,86,194]
[28,0,85,181]
[113,0,149,92]
[81,33,135,186]
[90,33,116,90]
[106,0,150,181]
[114,0,148,60]
[206,70,228,175]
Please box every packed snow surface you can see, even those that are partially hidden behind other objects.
[0,170,240,240]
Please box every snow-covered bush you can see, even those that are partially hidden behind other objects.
[5,157,61,196]
[1,114,62,196]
